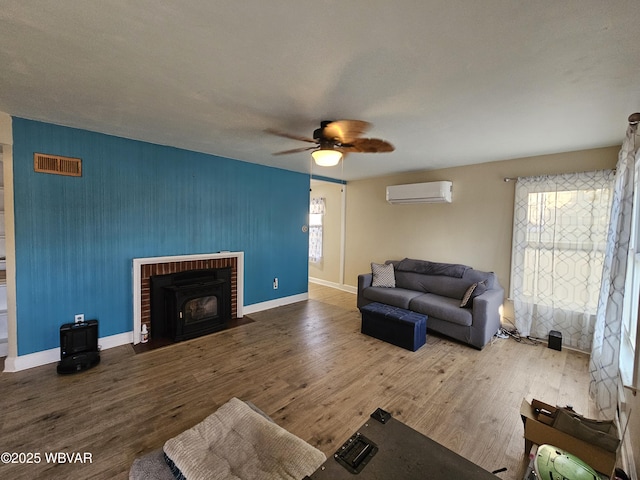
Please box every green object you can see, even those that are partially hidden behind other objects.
[534,444,599,480]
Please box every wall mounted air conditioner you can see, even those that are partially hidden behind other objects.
[386,181,452,204]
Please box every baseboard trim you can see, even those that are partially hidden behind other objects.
[243,293,308,315]
[309,277,357,294]
[3,331,133,373]
[4,292,312,372]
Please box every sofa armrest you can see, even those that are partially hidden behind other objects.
[465,287,504,348]
[357,273,373,309]
[472,287,504,327]
[359,273,373,289]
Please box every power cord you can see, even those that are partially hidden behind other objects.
[496,321,541,346]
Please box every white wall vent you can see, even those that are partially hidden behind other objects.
[386,181,452,204]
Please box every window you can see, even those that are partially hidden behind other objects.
[518,188,611,311]
[511,171,614,350]
[620,162,640,387]
[309,198,325,263]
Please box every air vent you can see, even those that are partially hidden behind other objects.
[34,153,82,177]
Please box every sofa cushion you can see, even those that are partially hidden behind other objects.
[409,294,473,326]
[462,269,497,289]
[371,262,396,287]
[393,271,467,299]
[394,268,497,300]
[362,287,423,309]
[396,258,469,278]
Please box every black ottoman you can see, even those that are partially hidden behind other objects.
[360,302,427,351]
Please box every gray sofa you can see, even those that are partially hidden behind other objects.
[357,258,504,350]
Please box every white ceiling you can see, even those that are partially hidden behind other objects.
[1,1,639,181]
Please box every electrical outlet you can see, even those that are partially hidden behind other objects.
[74,314,84,323]
[273,278,278,289]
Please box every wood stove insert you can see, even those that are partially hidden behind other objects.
[150,267,232,342]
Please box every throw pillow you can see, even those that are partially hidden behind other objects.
[460,283,478,308]
[371,262,396,288]
[460,280,488,308]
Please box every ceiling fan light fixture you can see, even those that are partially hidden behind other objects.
[312,149,342,167]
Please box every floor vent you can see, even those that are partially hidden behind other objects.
[34,153,82,177]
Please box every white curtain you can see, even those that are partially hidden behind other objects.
[589,123,638,419]
[309,197,325,263]
[511,170,614,351]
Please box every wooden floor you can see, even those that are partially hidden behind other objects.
[0,284,594,480]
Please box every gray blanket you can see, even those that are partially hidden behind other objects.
[163,397,326,480]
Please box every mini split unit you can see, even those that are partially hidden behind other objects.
[386,181,453,204]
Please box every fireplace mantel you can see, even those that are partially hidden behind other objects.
[132,252,244,344]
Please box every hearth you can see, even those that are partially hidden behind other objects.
[150,267,232,342]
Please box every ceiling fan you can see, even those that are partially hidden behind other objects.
[266,120,394,167]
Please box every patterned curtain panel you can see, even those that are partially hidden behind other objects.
[589,123,638,419]
[309,197,325,263]
[310,197,326,215]
[511,170,615,351]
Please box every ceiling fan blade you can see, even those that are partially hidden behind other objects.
[272,146,317,156]
[340,138,395,153]
[265,128,317,144]
[323,120,371,143]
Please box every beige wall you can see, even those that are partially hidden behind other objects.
[344,146,619,296]
[344,144,640,471]
[309,180,344,284]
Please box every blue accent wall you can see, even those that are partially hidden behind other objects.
[12,118,310,356]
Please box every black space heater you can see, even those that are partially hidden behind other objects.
[548,330,562,351]
[56,320,100,374]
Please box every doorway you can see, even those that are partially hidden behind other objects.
[0,151,6,357]
[308,179,346,288]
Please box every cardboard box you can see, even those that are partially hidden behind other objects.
[520,398,617,476]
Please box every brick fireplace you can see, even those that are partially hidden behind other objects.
[132,252,244,344]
